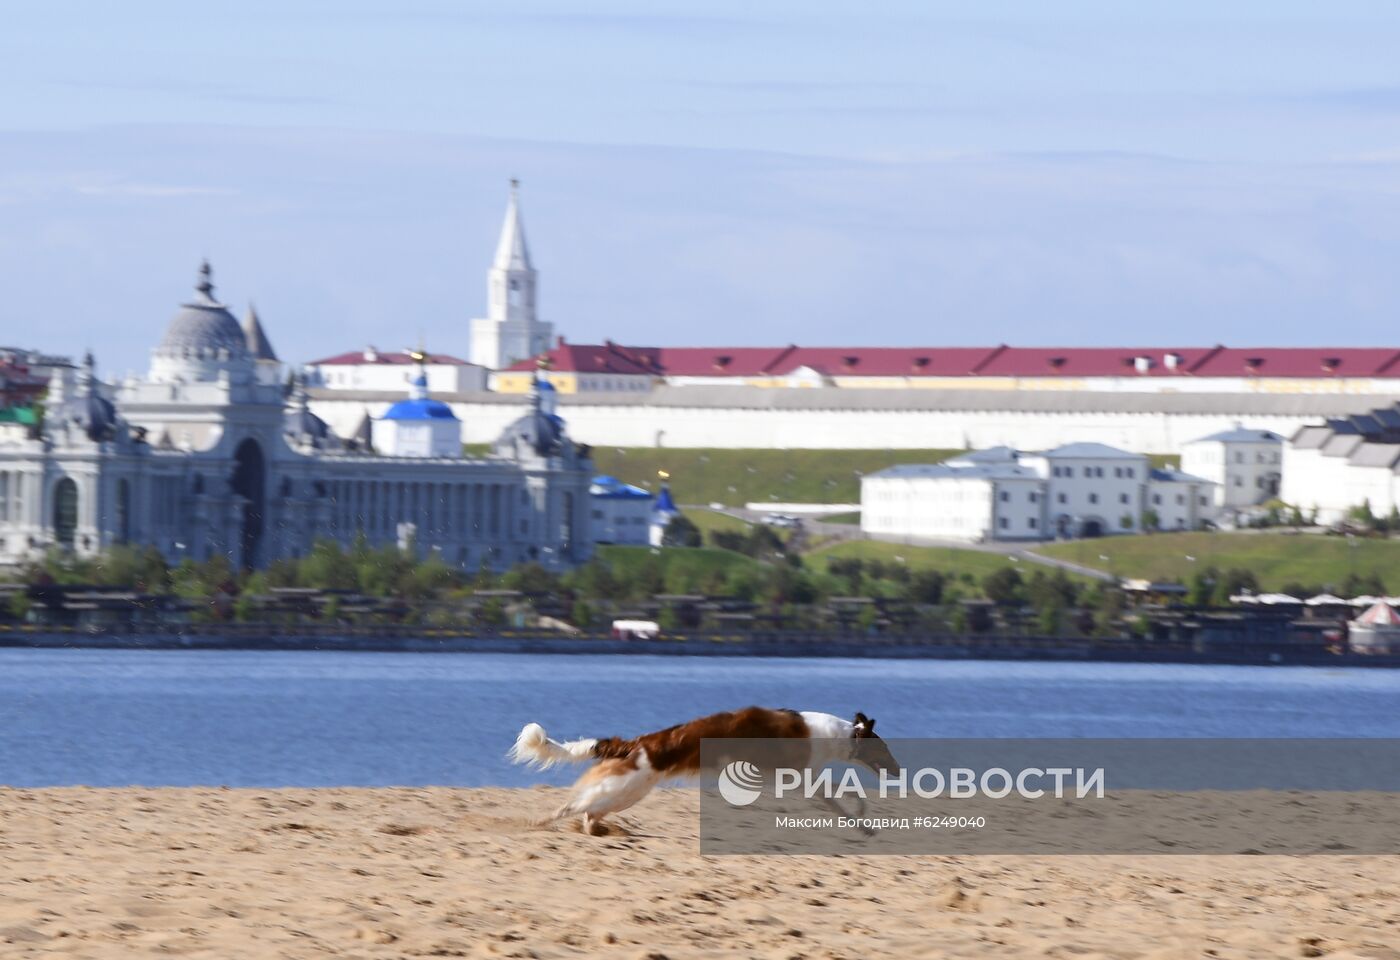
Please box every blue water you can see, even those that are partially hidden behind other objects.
[2,649,1398,787]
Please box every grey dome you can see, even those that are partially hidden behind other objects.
[494,407,565,458]
[64,392,118,443]
[156,262,250,359]
[284,402,332,446]
[52,353,119,443]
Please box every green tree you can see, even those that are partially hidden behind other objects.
[903,569,945,605]
[564,560,622,601]
[947,603,969,634]
[296,539,357,590]
[570,598,593,629]
[502,562,558,594]
[477,597,506,627]
[1188,565,1219,607]
[661,515,702,548]
[7,591,31,621]
[232,593,256,623]
[855,603,879,633]
[1342,571,1386,597]
[1346,501,1376,529]
[1212,568,1259,606]
[1035,601,1064,636]
[981,567,1024,605]
[1092,587,1125,637]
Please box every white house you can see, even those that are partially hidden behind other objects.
[304,347,487,394]
[1018,442,1152,538]
[589,475,653,545]
[861,457,1045,542]
[1282,403,1400,524]
[1146,467,1215,532]
[1180,426,1283,510]
[861,442,1216,543]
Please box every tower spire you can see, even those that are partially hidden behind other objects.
[242,303,279,362]
[469,180,552,370]
[493,178,532,271]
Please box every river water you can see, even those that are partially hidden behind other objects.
[2,649,1396,787]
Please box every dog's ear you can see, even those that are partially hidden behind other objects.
[866,716,877,733]
[853,711,869,727]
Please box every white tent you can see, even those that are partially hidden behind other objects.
[1351,601,1400,654]
[1305,593,1346,606]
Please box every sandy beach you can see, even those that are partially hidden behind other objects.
[1,786,1398,959]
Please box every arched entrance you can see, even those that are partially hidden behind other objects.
[53,478,78,548]
[231,439,266,568]
[1079,516,1106,538]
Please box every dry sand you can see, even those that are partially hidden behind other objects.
[1,787,1398,959]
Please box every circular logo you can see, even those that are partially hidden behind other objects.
[717,760,765,806]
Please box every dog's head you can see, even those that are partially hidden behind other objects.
[850,711,899,775]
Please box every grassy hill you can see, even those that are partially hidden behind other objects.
[685,508,754,537]
[1035,532,1400,592]
[466,445,1184,508]
[586,448,962,506]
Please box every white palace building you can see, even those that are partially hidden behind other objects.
[0,264,594,571]
[861,443,1218,543]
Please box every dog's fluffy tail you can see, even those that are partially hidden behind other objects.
[508,722,599,769]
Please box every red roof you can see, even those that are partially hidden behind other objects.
[654,346,796,377]
[504,343,1400,380]
[311,349,470,366]
[970,346,1217,378]
[781,347,1004,377]
[1185,348,1400,378]
[505,341,663,375]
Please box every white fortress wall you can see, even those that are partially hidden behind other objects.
[307,387,1396,455]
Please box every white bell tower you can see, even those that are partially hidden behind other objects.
[470,180,553,370]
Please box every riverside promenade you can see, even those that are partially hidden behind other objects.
[3,624,1397,668]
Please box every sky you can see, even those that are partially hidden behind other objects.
[5,1,1400,373]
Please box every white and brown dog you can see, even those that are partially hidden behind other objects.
[509,705,898,833]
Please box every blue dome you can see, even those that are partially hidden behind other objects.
[381,398,458,421]
[654,484,678,514]
[590,475,653,499]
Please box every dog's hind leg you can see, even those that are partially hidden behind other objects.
[550,756,661,832]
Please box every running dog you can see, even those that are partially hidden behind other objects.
[508,705,898,833]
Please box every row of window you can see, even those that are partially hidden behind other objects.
[579,377,650,392]
[1051,465,1137,479]
[325,479,536,541]
[997,516,1040,530]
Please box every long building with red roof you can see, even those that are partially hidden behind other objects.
[493,339,1400,397]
